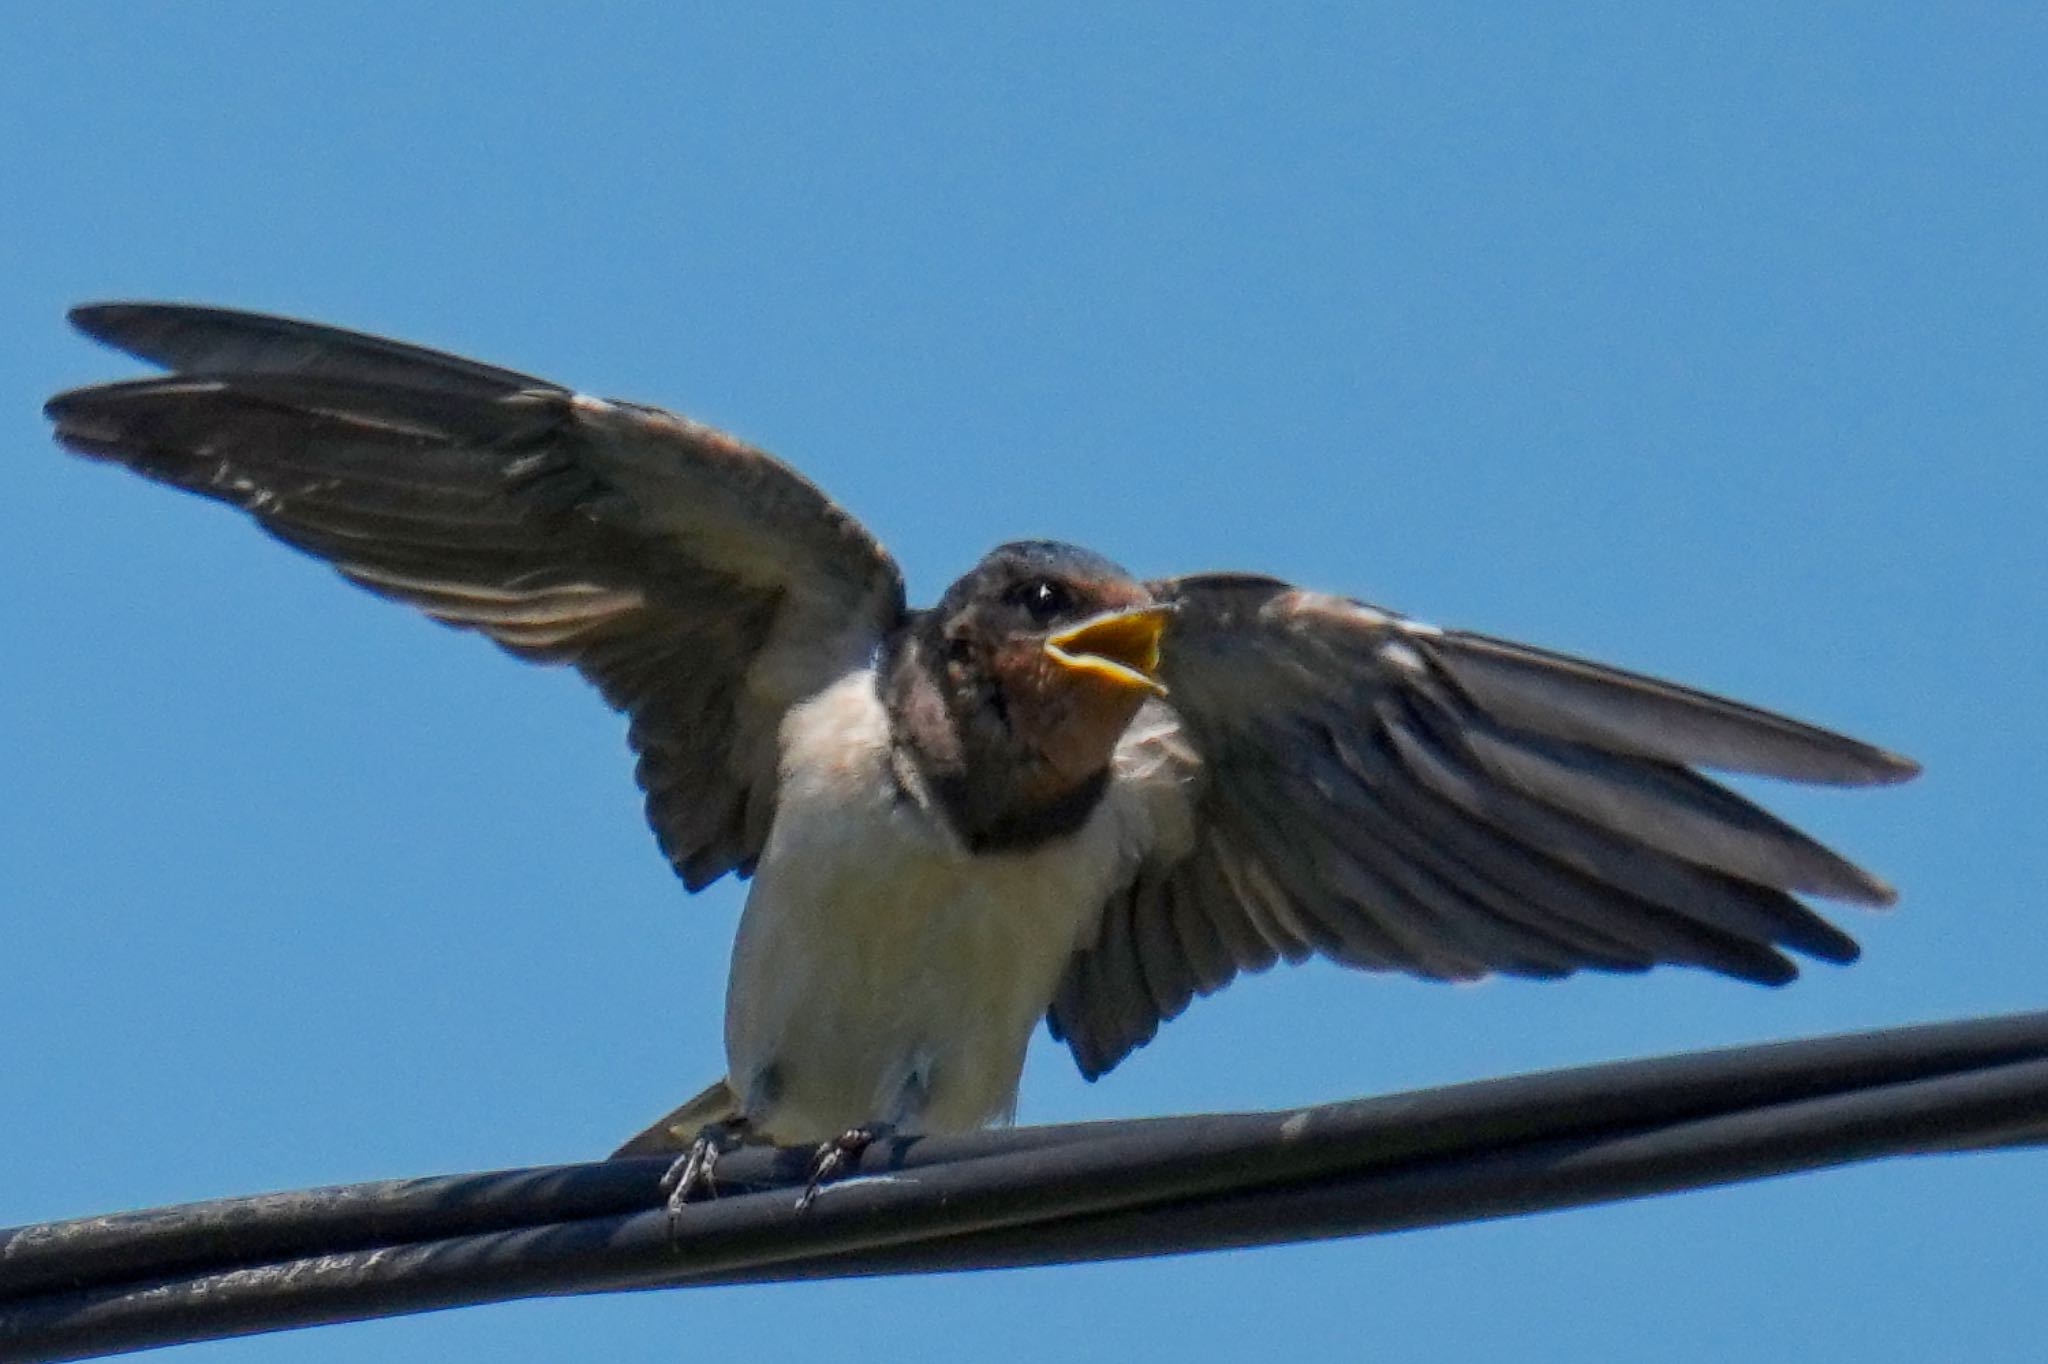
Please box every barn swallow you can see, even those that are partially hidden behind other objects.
[46,303,1917,1204]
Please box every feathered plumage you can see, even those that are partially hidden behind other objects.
[47,302,1916,1143]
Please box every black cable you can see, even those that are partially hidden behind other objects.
[4,1011,2046,1363]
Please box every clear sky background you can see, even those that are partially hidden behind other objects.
[4,7,2044,1361]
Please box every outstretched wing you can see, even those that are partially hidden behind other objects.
[1049,573,1916,1079]
[46,302,907,890]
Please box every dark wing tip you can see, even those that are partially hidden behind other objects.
[1751,959,1801,987]
[1046,1002,1126,1082]
[58,299,566,398]
[1795,734,1922,789]
[1786,914,1865,964]
[42,385,83,424]
[66,300,195,361]
[67,299,129,333]
[68,299,145,333]
[42,380,150,454]
[1070,1040,1115,1083]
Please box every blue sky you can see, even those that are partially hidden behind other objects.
[4,6,2044,1361]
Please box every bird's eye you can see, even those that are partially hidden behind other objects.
[1010,577,1072,625]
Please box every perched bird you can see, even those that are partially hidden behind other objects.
[47,303,1917,1200]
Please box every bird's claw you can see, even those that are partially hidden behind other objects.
[795,1123,893,1212]
[659,1120,746,1232]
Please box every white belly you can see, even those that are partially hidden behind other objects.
[721,670,1174,1141]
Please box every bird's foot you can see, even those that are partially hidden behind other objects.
[796,1122,896,1212]
[660,1118,749,1228]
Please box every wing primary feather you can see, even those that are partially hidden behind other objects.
[1295,724,1597,976]
[1423,630,1918,786]
[1162,865,1241,994]
[1328,728,1666,970]
[1371,732,1806,980]
[1205,824,1318,962]
[1383,691,1851,971]
[1276,763,1547,978]
[1300,826,1490,978]
[1453,715,1897,905]
[1169,853,1276,974]
[1129,874,1203,1021]
[1067,945,1125,1080]
[66,302,561,397]
[1098,891,1165,1061]
[1226,779,1421,971]
[1047,971,1106,1081]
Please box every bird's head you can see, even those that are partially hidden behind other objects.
[885,541,1172,851]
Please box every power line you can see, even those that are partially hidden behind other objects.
[5,1010,2046,1362]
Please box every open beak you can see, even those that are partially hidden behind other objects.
[1045,604,1173,696]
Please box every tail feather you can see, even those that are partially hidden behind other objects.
[610,1077,743,1157]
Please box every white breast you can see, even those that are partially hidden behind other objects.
[721,670,1191,1141]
